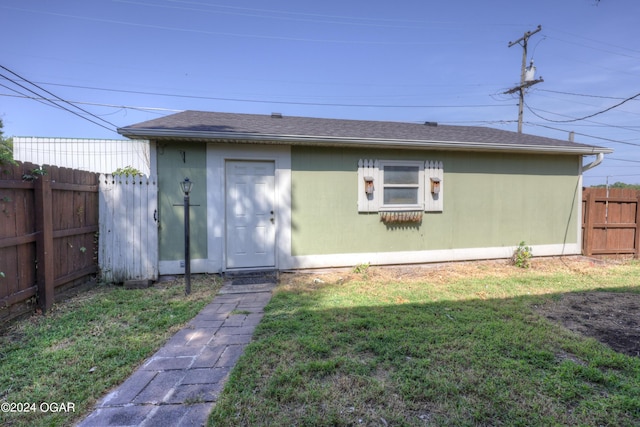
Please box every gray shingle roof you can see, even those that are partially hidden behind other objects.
[118,110,612,155]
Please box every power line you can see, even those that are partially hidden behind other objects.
[0,71,117,134]
[439,119,518,125]
[544,35,640,60]
[606,157,640,163]
[525,92,640,123]
[0,5,471,46]
[531,90,640,120]
[528,123,640,148]
[0,92,181,114]
[164,0,436,25]
[38,78,501,92]
[524,103,640,134]
[0,64,118,129]
[545,26,640,56]
[2,79,514,109]
[0,82,69,112]
[107,0,532,32]
[1,84,525,134]
[116,0,434,30]
[4,77,635,141]
[536,88,639,101]
[587,173,640,179]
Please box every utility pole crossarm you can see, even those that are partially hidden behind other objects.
[503,77,544,95]
[508,25,542,48]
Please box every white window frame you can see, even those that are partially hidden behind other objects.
[378,160,425,211]
[358,159,443,213]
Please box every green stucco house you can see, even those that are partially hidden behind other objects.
[118,111,611,275]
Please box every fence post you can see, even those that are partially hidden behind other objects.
[34,173,54,312]
[636,196,640,259]
[583,190,594,257]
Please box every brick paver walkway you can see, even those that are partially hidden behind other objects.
[77,282,274,427]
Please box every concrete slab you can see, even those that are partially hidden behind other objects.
[187,319,224,328]
[181,367,228,385]
[98,370,157,406]
[141,355,194,371]
[191,311,228,321]
[218,282,277,294]
[212,333,253,345]
[134,370,185,404]
[220,316,245,327]
[242,313,265,327]
[191,345,226,369]
[78,405,155,427]
[177,403,216,427]
[140,404,190,427]
[154,345,202,358]
[218,323,259,333]
[165,382,225,404]
[163,328,216,347]
[215,345,247,367]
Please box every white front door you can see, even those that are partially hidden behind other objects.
[225,161,276,269]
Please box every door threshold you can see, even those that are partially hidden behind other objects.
[223,269,278,286]
[224,268,277,276]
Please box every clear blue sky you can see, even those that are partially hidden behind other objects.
[1,0,638,186]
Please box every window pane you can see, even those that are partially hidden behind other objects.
[384,188,418,205]
[384,166,419,185]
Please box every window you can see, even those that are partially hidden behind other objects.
[357,159,443,213]
[380,162,423,209]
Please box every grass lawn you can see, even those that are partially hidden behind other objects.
[209,258,640,426]
[0,275,221,427]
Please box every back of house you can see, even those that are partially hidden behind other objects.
[117,110,611,275]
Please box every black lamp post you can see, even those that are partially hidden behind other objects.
[179,177,193,295]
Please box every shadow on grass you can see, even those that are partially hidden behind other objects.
[210,283,640,426]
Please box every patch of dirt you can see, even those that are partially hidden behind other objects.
[535,291,640,358]
[282,256,605,286]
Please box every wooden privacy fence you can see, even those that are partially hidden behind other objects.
[99,174,158,284]
[582,187,640,258]
[0,162,99,321]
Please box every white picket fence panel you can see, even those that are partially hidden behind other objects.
[99,174,158,283]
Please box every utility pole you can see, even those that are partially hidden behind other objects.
[504,25,544,133]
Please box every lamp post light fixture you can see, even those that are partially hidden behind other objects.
[180,177,193,196]
[180,178,192,295]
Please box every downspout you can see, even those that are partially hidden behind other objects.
[581,152,604,173]
[579,151,605,259]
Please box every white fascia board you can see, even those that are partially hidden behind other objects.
[119,128,613,155]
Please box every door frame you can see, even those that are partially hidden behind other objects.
[206,143,291,273]
[224,159,276,269]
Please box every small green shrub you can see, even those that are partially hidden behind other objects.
[112,166,143,176]
[21,167,47,181]
[512,241,532,268]
[0,145,16,168]
[353,263,370,274]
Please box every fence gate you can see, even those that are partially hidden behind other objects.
[99,175,158,283]
[582,187,640,258]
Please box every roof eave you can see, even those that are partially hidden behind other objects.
[118,128,613,155]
